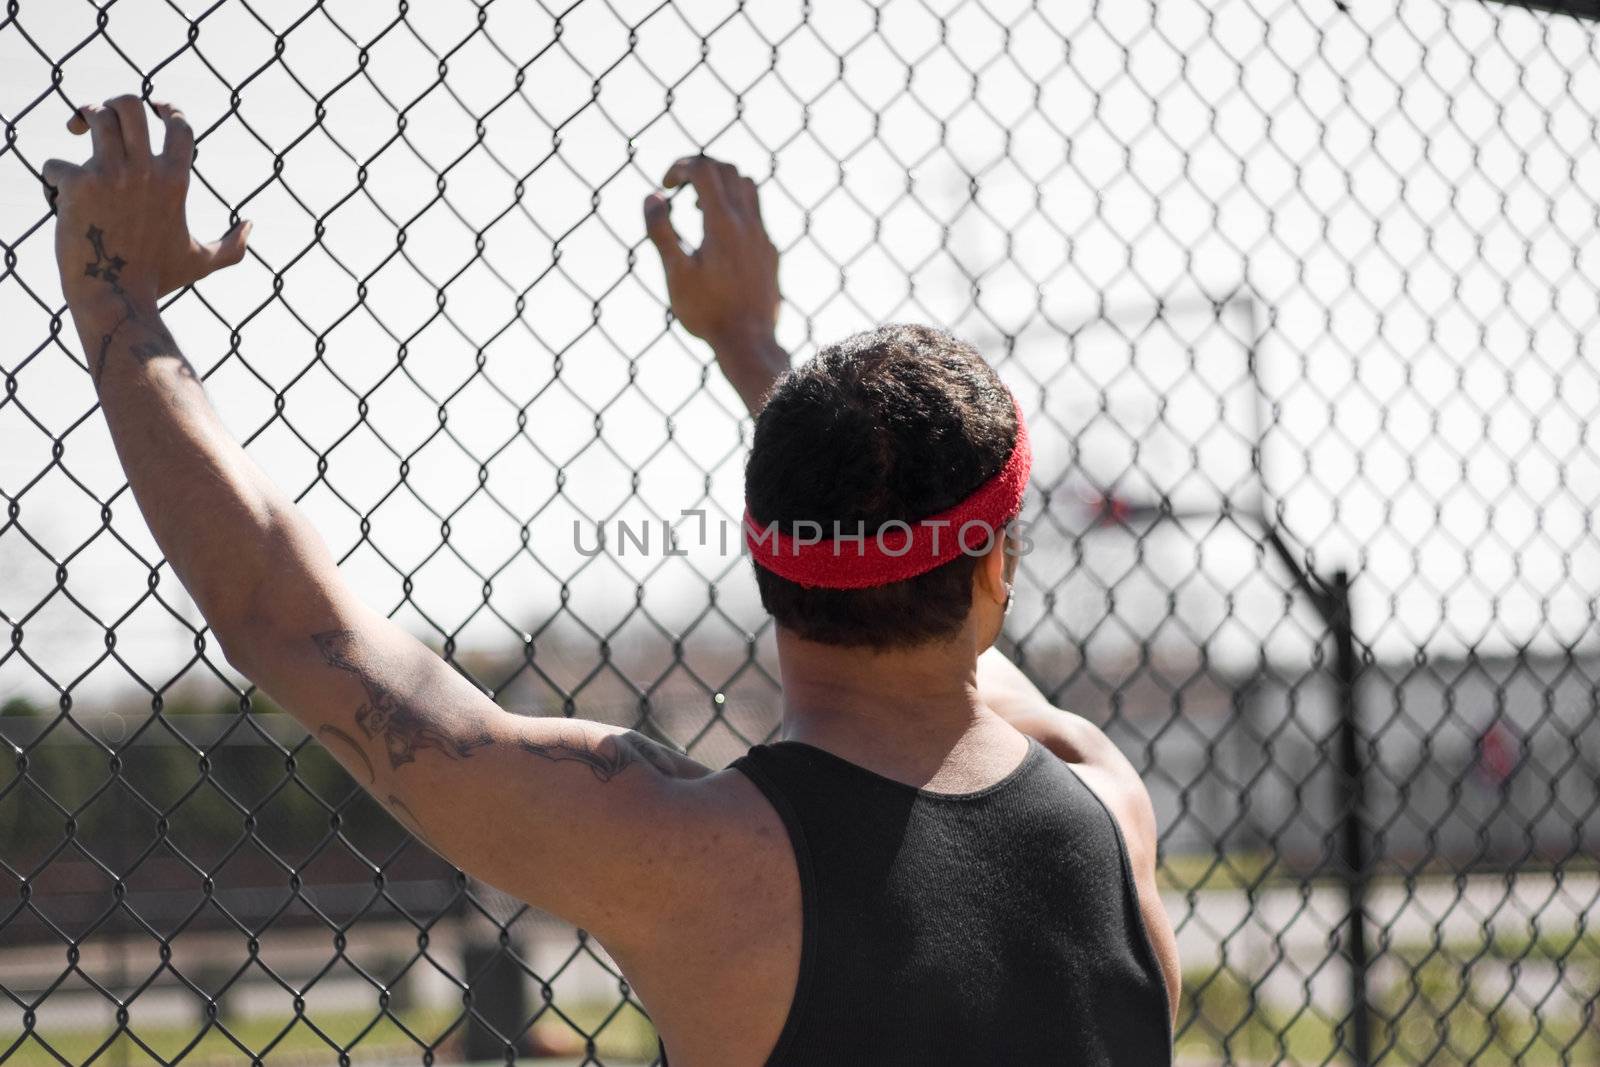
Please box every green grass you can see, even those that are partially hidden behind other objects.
[1,1002,659,1066]
[8,940,1596,1067]
[1176,944,1600,1067]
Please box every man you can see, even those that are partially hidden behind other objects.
[45,95,1179,1065]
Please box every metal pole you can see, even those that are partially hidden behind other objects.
[1330,568,1372,1065]
[463,931,528,1062]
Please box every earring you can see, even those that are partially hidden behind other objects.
[1003,585,1015,617]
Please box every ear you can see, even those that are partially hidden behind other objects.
[973,532,1013,609]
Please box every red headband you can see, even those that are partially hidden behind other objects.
[744,398,1032,589]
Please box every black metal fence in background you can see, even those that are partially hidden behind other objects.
[2,1,1599,1064]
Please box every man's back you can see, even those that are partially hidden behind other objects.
[743,736,1171,1064]
[610,727,1174,1066]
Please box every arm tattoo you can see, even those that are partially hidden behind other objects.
[85,225,137,383]
[317,723,376,784]
[518,729,688,782]
[312,629,493,769]
[84,225,134,311]
[128,319,198,381]
[95,322,132,383]
[82,225,198,383]
[386,794,434,847]
[310,628,694,785]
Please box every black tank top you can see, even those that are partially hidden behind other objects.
[660,737,1172,1066]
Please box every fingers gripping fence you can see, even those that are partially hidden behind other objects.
[3,0,1600,1063]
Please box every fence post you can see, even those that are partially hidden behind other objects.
[1331,568,1372,1065]
[464,933,528,1063]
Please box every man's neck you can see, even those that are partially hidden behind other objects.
[774,627,1027,791]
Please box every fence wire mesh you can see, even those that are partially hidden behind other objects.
[2,0,1600,1063]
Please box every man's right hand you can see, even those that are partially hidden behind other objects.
[47,96,250,317]
[644,156,788,415]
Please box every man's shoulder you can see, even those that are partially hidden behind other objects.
[599,760,801,1064]
[604,757,797,933]
[1041,714,1158,857]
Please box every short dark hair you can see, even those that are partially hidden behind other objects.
[745,323,1019,648]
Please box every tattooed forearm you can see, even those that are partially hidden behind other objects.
[518,729,692,783]
[81,226,197,384]
[312,629,494,770]
[85,225,139,383]
[317,723,376,784]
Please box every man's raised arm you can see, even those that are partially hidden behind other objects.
[44,96,720,945]
[644,156,789,415]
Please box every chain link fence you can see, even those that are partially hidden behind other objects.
[3,0,1600,1063]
